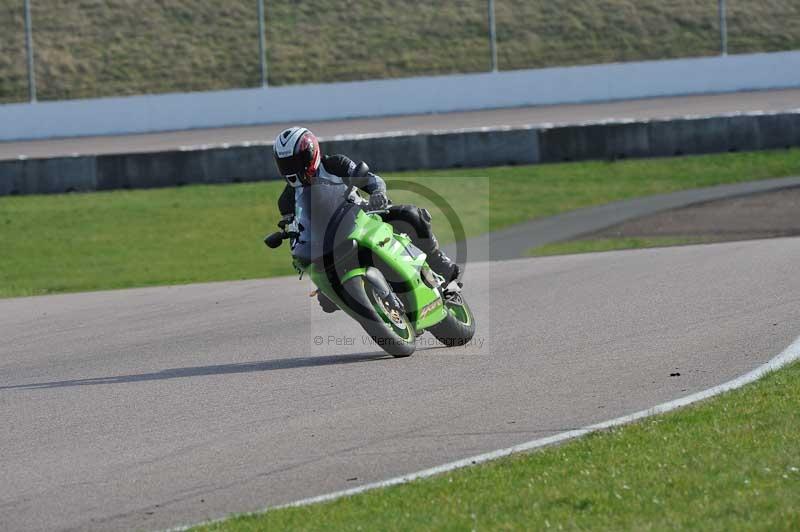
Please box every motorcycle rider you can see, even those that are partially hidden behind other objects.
[272,126,460,312]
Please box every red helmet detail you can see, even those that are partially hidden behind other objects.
[299,132,321,178]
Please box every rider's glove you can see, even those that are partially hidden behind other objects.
[278,214,294,230]
[368,191,389,211]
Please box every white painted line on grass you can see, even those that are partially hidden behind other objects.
[167,334,800,531]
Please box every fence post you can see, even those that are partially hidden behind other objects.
[24,0,37,102]
[718,0,728,56]
[488,0,498,72]
[257,0,268,87]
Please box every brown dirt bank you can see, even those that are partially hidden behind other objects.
[587,186,800,243]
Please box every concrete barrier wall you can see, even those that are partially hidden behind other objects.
[2,51,800,142]
[537,112,800,162]
[322,128,540,172]
[2,112,800,196]
[0,156,96,196]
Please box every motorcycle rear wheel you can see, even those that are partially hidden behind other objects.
[428,291,476,347]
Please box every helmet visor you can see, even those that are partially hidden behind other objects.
[276,153,305,177]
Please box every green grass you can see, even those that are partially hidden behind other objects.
[1,1,799,102]
[2,148,800,298]
[530,236,715,257]
[412,148,800,232]
[193,361,800,531]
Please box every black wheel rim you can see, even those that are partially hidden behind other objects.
[370,289,413,342]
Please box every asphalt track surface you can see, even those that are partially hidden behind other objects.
[2,235,800,531]
[3,86,800,530]
[2,88,800,160]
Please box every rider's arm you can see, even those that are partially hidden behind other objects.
[325,154,387,195]
[352,170,386,195]
[278,183,295,216]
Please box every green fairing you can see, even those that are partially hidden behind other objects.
[301,211,446,332]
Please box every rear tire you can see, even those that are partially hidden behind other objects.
[429,292,476,347]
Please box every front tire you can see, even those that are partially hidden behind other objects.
[429,291,476,347]
[361,284,416,358]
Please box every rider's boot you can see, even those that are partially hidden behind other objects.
[425,234,460,285]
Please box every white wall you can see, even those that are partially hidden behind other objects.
[2,51,800,142]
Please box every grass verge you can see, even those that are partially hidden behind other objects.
[193,360,800,531]
[1,149,800,298]
[529,236,715,257]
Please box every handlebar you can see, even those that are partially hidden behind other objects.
[267,206,386,249]
[264,231,289,249]
[264,231,286,249]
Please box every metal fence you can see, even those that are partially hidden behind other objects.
[1,0,799,105]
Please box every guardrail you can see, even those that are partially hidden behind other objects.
[2,111,799,196]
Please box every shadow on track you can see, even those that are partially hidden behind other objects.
[1,351,392,391]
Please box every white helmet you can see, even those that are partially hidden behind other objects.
[273,127,321,187]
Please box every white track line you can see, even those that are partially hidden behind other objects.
[167,334,800,531]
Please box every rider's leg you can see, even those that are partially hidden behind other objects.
[381,205,460,283]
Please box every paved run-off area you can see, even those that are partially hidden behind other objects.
[2,89,799,160]
[1,237,798,531]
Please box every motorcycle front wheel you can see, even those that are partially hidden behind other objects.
[355,281,416,358]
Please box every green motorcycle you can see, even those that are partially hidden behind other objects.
[265,183,475,357]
